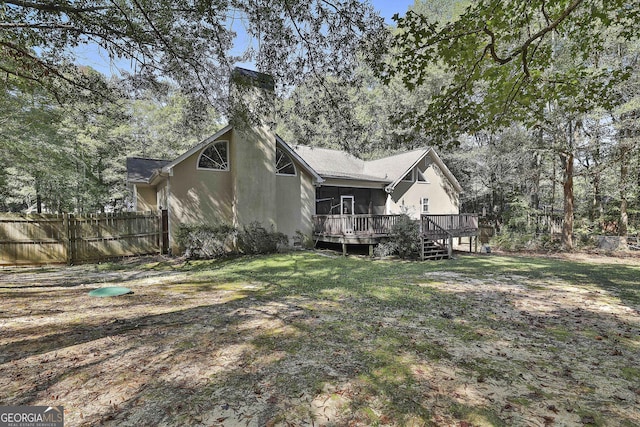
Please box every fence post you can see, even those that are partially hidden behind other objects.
[158,210,163,255]
[63,213,72,265]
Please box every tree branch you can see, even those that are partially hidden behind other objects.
[483,0,585,73]
[4,0,111,14]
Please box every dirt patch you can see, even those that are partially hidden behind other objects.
[0,253,639,426]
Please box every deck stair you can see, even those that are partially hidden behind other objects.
[420,216,453,261]
[421,239,450,260]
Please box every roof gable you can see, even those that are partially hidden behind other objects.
[161,124,233,173]
[364,148,428,183]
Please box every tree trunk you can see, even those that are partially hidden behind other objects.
[559,119,577,250]
[619,144,629,246]
[560,150,574,250]
[35,177,42,214]
[550,155,556,238]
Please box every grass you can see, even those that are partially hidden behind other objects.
[1,252,639,426]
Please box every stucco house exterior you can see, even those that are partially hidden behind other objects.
[126,68,476,258]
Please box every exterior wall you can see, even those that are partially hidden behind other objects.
[276,167,315,241]
[231,124,277,230]
[167,129,234,250]
[156,180,168,209]
[135,185,158,212]
[387,157,459,219]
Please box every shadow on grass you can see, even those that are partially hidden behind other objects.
[1,252,639,426]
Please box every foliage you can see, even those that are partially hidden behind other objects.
[382,0,639,142]
[380,0,639,249]
[0,0,387,110]
[175,223,236,259]
[389,214,421,259]
[491,230,600,252]
[373,240,398,258]
[293,230,313,249]
[0,78,221,213]
[237,222,289,255]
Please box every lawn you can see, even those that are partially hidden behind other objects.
[1,252,639,426]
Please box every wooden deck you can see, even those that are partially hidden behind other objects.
[312,214,479,258]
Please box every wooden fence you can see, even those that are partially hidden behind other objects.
[0,211,161,265]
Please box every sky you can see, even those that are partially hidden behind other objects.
[373,0,415,23]
[75,0,416,77]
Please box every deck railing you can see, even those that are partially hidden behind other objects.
[420,216,454,241]
[313,213,479,238]
[420,214,478,235]
[313,214,399,236]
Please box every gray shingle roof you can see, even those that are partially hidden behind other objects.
[126,157,170,183]
[292,146,430,183]
[364,148,430,181]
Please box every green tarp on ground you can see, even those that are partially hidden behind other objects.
[88,287,133,297]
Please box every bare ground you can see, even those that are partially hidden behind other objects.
[0,252,639,426]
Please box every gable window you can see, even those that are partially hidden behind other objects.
[401,169,414,182]
[198,140,228,170]
[421,197,429,213]
[416,167,428,182]
[276,147,296,175]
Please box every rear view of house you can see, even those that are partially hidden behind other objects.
[126,68,476,257]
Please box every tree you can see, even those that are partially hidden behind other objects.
[1,0,387,110]
[383,0,638,140]
[382,0,639,249]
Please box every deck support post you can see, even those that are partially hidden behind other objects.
[369,244,374,257]
[342,242,347,256]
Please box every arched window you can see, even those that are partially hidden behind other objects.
[275,146,296,175]
[198,141,228,170]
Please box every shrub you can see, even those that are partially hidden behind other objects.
[176,223,236,259]
[491,231,563,252]
[389,214,420,259]
[293,230,313,249]
[374,240,397,258]
[237,222,288,254]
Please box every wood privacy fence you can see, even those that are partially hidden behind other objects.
[0,211,162,265]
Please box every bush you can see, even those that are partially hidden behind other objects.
[176,223,236,259]
[374,240,397,258]
[389,214,421,259]
[293,230,313,249]
[491,231,563,252]
[237,222,288,254]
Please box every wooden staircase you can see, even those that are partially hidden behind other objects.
[421,238,450,260]
[420,216,454,261]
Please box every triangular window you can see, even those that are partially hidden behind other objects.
[401,170,414,182]
[276,147,296,175]
[416,167,428,182]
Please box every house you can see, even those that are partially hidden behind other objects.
[126,68,477,258]
[294,145,462,218]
